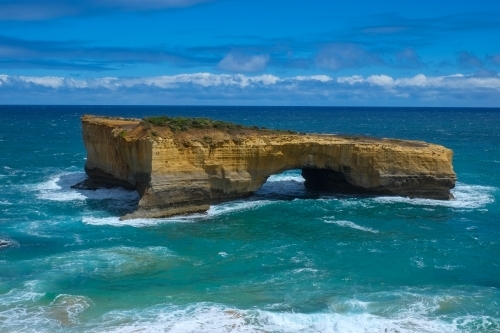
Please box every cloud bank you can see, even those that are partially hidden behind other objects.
[0,72,498,106]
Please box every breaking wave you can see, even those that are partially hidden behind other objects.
[35,172,139,202]
[323,219,379,233]
[82,200,273,227]
[2,299,495,333]
[372,182,495,210]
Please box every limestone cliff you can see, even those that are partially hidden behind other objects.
[78,115,456,220]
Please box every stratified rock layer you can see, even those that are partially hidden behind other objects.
[79,115,456,220]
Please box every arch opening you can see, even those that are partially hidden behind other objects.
[254,169,306,199]
[254,167,370,200]
[301,168,360,193]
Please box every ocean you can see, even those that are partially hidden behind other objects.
[0,106,499,332]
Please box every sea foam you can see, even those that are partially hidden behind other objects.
[35,172,139,202]
[0,238,18,249]
[372,182,495,209]
[48,300,496,333]
[255,171,306,198]
[49,172,496,230]
[266,172,305,183]
[82,199,273,227]
[0,292,93,331]
[323,219,379,233]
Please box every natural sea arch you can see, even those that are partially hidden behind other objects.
[79,115,456,219]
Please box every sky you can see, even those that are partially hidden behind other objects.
[0,0,499,106]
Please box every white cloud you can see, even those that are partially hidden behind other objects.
[19,76,65,89]
[114,73,279,88]
[366,75,394,86]
[1,72,499,106]
[393,74,428,87]
[218,52,270,72]
[4,72,500,91]
[2,73,282,90]
[337,75,364,85]
[291,75,333,82]
[336,73,500,91]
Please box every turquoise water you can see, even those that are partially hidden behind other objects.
[1,106,499,332]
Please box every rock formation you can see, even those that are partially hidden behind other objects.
[77,115,456,220]
[0,240,11,249]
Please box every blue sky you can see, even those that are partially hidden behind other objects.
[0,0,499,106]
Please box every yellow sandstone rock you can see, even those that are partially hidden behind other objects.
[77,115,456,220]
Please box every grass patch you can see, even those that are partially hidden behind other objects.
[143,116,260,132]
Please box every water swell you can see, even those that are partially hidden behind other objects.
[19,246,176,279]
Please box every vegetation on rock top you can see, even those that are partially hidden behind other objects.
[143,116,296,133]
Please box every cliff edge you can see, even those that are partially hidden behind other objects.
[77,115,456,220]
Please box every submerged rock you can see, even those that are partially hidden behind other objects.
[0,240,12,249]
[78,115,456,220]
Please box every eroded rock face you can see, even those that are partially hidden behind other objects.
[79,115,456,220]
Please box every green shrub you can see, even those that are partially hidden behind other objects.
[143,116,262,132]
[141,116,306,135]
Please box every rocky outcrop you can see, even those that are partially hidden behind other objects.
[0,239,14,249]
[78,115,456,220]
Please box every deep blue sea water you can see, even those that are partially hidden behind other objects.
[0,106,499,332]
